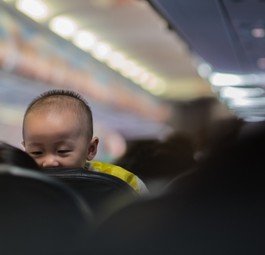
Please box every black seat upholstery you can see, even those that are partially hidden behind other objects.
[43,167,139,220]
[0,164,93,255]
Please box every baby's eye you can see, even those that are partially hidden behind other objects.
[57,150,71,154]
[30,151,43,156]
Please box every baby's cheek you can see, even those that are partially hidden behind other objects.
[61,158,77,168]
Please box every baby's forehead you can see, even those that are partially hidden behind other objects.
[23,108,82,137]
[25,108,78,121]
[23,113,89,141]
[27,139,77,146]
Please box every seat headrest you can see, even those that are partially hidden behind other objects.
[43,167,137,193]
[42,167,139,221]
[0,164,94,255]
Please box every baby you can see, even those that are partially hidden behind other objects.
[22,89,147,194]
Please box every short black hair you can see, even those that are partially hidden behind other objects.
[23,90,93,138]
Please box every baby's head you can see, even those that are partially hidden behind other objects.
[22,90,98,169]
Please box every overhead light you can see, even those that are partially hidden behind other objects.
[49,16,77,38]
[119,60,141,78]
[105,51,126,70]
[89,45,165,96]
[91,42,111,60]
[16,0,48,21]
[145,76,159,90]
[138,72,151,84]
[220,87,246,99]
[73,30,97,51]
[140,75,156,89]
[126,63,142,78]
[228,97,265,108]
[209,72,262,87]
[209,72,243,86]
[142,77,166,96]
[219,86,264,99]
[251,28,265,38]
[197,61,212,78]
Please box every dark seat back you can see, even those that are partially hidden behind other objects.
[43,168,139,220]
[0,164,93,255]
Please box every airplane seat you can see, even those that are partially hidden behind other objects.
[0,164,93,255]
[43,167,139,221]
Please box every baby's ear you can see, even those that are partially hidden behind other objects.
[87,137,99,161]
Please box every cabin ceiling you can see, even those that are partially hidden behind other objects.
[149,0,265,122]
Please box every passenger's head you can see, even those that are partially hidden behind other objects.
[22,90,99,169]
[193,117,244,161]
[0,141,39,170]
[115,133,195,190]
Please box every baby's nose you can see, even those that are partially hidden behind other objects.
[41,155,60,168]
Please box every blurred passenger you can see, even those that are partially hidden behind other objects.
[89,120,265,255]
[115,132,195,191]
[193,117,244,162]
[114,139,159,179]
[22,89,148,194]
[0,141,39,170]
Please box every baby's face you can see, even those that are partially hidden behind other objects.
[23,110,93,168]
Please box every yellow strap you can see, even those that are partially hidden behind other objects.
[91,161,139,192]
